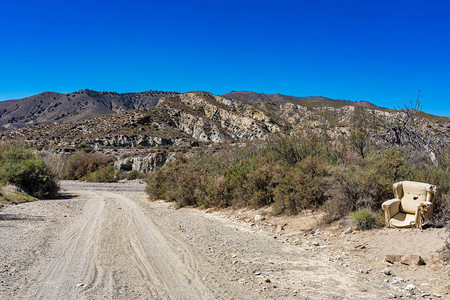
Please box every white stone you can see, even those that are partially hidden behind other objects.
[254,215,265,222]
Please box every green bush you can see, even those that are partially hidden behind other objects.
[349,209,381,230]
[273,156,330,215]
[126,170,139,180]
[0,145,59,198]
[61,152,115,180]
[146,154,207,207]
[235,158,279,208]
[83,166,118,183]
[146,168,169,200]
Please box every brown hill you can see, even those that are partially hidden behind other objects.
[1,91,447,151]
[0,89,178,130]
[222,91,379,108]
[0,89,381,131]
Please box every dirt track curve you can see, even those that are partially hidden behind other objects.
[0,181,389,299]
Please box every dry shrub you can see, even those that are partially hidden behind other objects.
[126,170,139,180]
[443,228,450,263]
[61,152,115,180]
[146,167,169,200]
[273,155,330,215]
[228,157,279,208]
[83,166,118,183]
[146,154,209,207]
[408,151,450,225]
[264,133,327,166]
[324,148,408,223]
[145,133,449,225]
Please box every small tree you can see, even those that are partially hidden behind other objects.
[376,91,448,166]
[349,107,372,159]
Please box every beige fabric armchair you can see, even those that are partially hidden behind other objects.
[382,181,436,229]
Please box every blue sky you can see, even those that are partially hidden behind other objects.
[0,0,449,116]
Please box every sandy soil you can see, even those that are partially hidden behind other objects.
[0,181,448,299]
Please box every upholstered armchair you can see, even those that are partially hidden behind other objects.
[382,181,437,229]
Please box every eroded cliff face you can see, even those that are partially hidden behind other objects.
[158,92,282,143]
[1,91,448,154]
[114,151,175,173]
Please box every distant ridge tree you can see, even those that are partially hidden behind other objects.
[349,106,372,159]
[377,91,448,166]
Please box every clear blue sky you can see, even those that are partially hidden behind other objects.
[1,0,449,116]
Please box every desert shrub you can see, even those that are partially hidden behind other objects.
[146,154,208,207]
[40,151,65,179]
[145,132,449,223]
[264,133,326,166]
[126,170,139,180]
[82,165,118,183]
[409,158,450,225]
[231,157,279,208]
[324,148,410,222]
[0,190,36,204]
[61,152,115,180]
[201,174,231,208]
[273,155,330,215]
[146,168,169,200]
[0,145,59,198]
[76,143,93,152]
[349,209,381,230]
[443,225,450,262]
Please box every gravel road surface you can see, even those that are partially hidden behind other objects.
[0,181,388,299]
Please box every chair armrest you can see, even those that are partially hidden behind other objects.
[382,199,400,227]
[382,199,400,211]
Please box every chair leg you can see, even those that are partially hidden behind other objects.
[415,207,424,229]
[383,209,391,228]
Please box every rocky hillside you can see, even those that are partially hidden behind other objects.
[0,89,178,130]
[0,89,380,131]
[0,92,283,149]
[222,91,379,108]
[1,91,448,151]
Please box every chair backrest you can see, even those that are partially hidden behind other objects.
[395,181,436,214]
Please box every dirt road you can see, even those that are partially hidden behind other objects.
[1,181,394,299]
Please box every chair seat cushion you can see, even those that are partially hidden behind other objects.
[390,212,416,228]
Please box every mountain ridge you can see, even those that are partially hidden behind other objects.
[221,91,380,108]
[0,89,179,130]
[0,89,380,130]
[1,91,447,151]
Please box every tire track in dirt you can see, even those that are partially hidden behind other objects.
[14,186,214,300]
[115,192,214,299]
[24,192,113,299]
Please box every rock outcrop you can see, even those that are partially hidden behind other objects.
[114,151,175,173]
